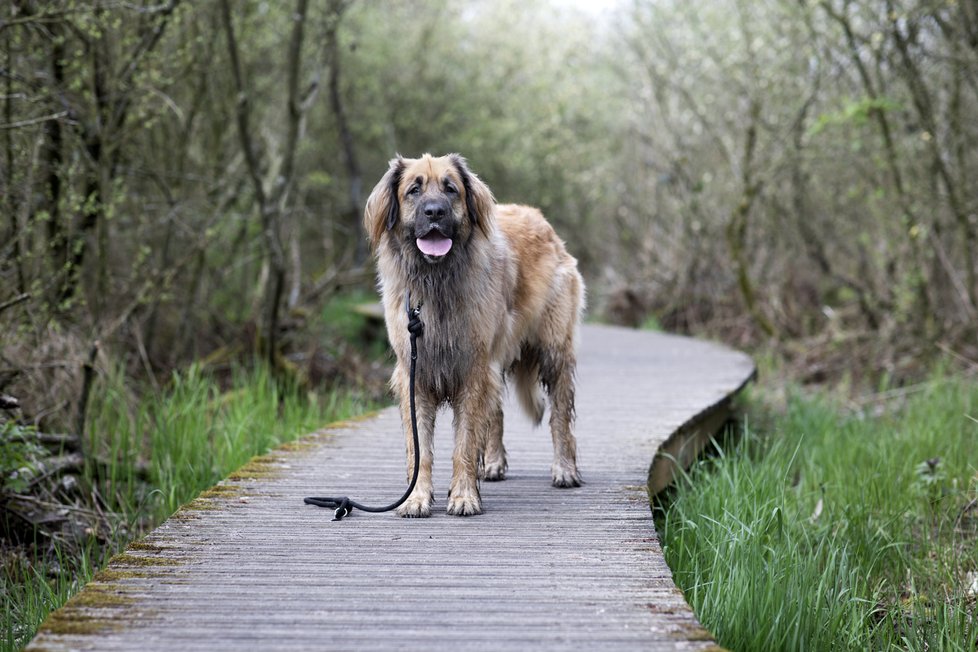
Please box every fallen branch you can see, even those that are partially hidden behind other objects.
[0,292,30,314]
[8,430,79,450]
[28,453,84,489]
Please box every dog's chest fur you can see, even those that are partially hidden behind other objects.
[380,235,517,402]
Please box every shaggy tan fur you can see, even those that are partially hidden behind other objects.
[363,153,585,516]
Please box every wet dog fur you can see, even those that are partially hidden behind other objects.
[363,153,584,516]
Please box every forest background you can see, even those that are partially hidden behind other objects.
[2,0,978,647]
[6,0,978,405]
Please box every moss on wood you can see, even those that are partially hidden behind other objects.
[108,552,184,567]
[197,484,242,498]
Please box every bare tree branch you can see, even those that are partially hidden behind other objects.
[0,292,30,314]
[0,110,69,130]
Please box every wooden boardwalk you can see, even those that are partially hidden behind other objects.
[28,324,754,651]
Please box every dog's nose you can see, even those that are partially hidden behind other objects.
[423,201,448,221]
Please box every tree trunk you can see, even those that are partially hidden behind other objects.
[220,0,312,368]
[726,98,776,339]
[4,3,25,293]
[325,1,365,265]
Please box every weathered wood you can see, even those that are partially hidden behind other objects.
[28,324,754,651]
[648,389,750,496]
[352,301,384,321]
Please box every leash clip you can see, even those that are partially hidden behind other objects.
[331,497,351,521]
[404,290,424,360]
[404,290,423,317]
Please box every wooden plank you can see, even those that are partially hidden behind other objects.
[27,324,754,651]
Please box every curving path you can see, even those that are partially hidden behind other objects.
[28,324,754,651]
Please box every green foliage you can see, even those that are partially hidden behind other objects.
[809,96,904,136]
[640,314,663,332]
[322,289,379,341]
[334,0,618,255]
[319,290,389,361]
[659,379,978,650]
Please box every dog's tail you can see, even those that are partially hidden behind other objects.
[512,359,546,426]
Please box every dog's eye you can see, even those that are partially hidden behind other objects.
[444,183,458,195]
[407,185,420,197]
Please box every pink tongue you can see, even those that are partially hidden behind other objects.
[416,235,453,257]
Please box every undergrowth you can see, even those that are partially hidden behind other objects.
[2,364,372,651]
[657,376,978,651]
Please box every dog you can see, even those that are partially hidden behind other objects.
[363,153,584,517]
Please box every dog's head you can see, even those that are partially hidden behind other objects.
[363,153,495,263]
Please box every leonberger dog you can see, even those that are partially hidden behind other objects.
[364,153,584,517]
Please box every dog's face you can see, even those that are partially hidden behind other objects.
[364,154,495,264]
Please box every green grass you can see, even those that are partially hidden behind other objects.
[2,364,374,651]
[321,289,388,361]
[0,543,99,651]
[657,377,978,651]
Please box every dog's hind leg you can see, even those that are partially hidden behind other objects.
[541,347,582,488]
[481,393,506,481]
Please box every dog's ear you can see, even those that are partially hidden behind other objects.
[450,154,495,238]
[363,157,405,249]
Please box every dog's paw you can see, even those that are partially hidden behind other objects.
[481,457,507,482]
[552,464,582,488]
[396,492,433,518]
[446,488,482,516]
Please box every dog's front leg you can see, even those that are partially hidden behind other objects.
[447,404,482,516]
[392,365,436,518]
[447,370,500,516]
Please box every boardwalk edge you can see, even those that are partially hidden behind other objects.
[647,362,757,497]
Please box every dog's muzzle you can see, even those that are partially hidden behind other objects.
[415,200,454,259]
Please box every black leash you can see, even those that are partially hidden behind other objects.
[304,291,424,521]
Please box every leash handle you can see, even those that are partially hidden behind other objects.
[303,291,423,521]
